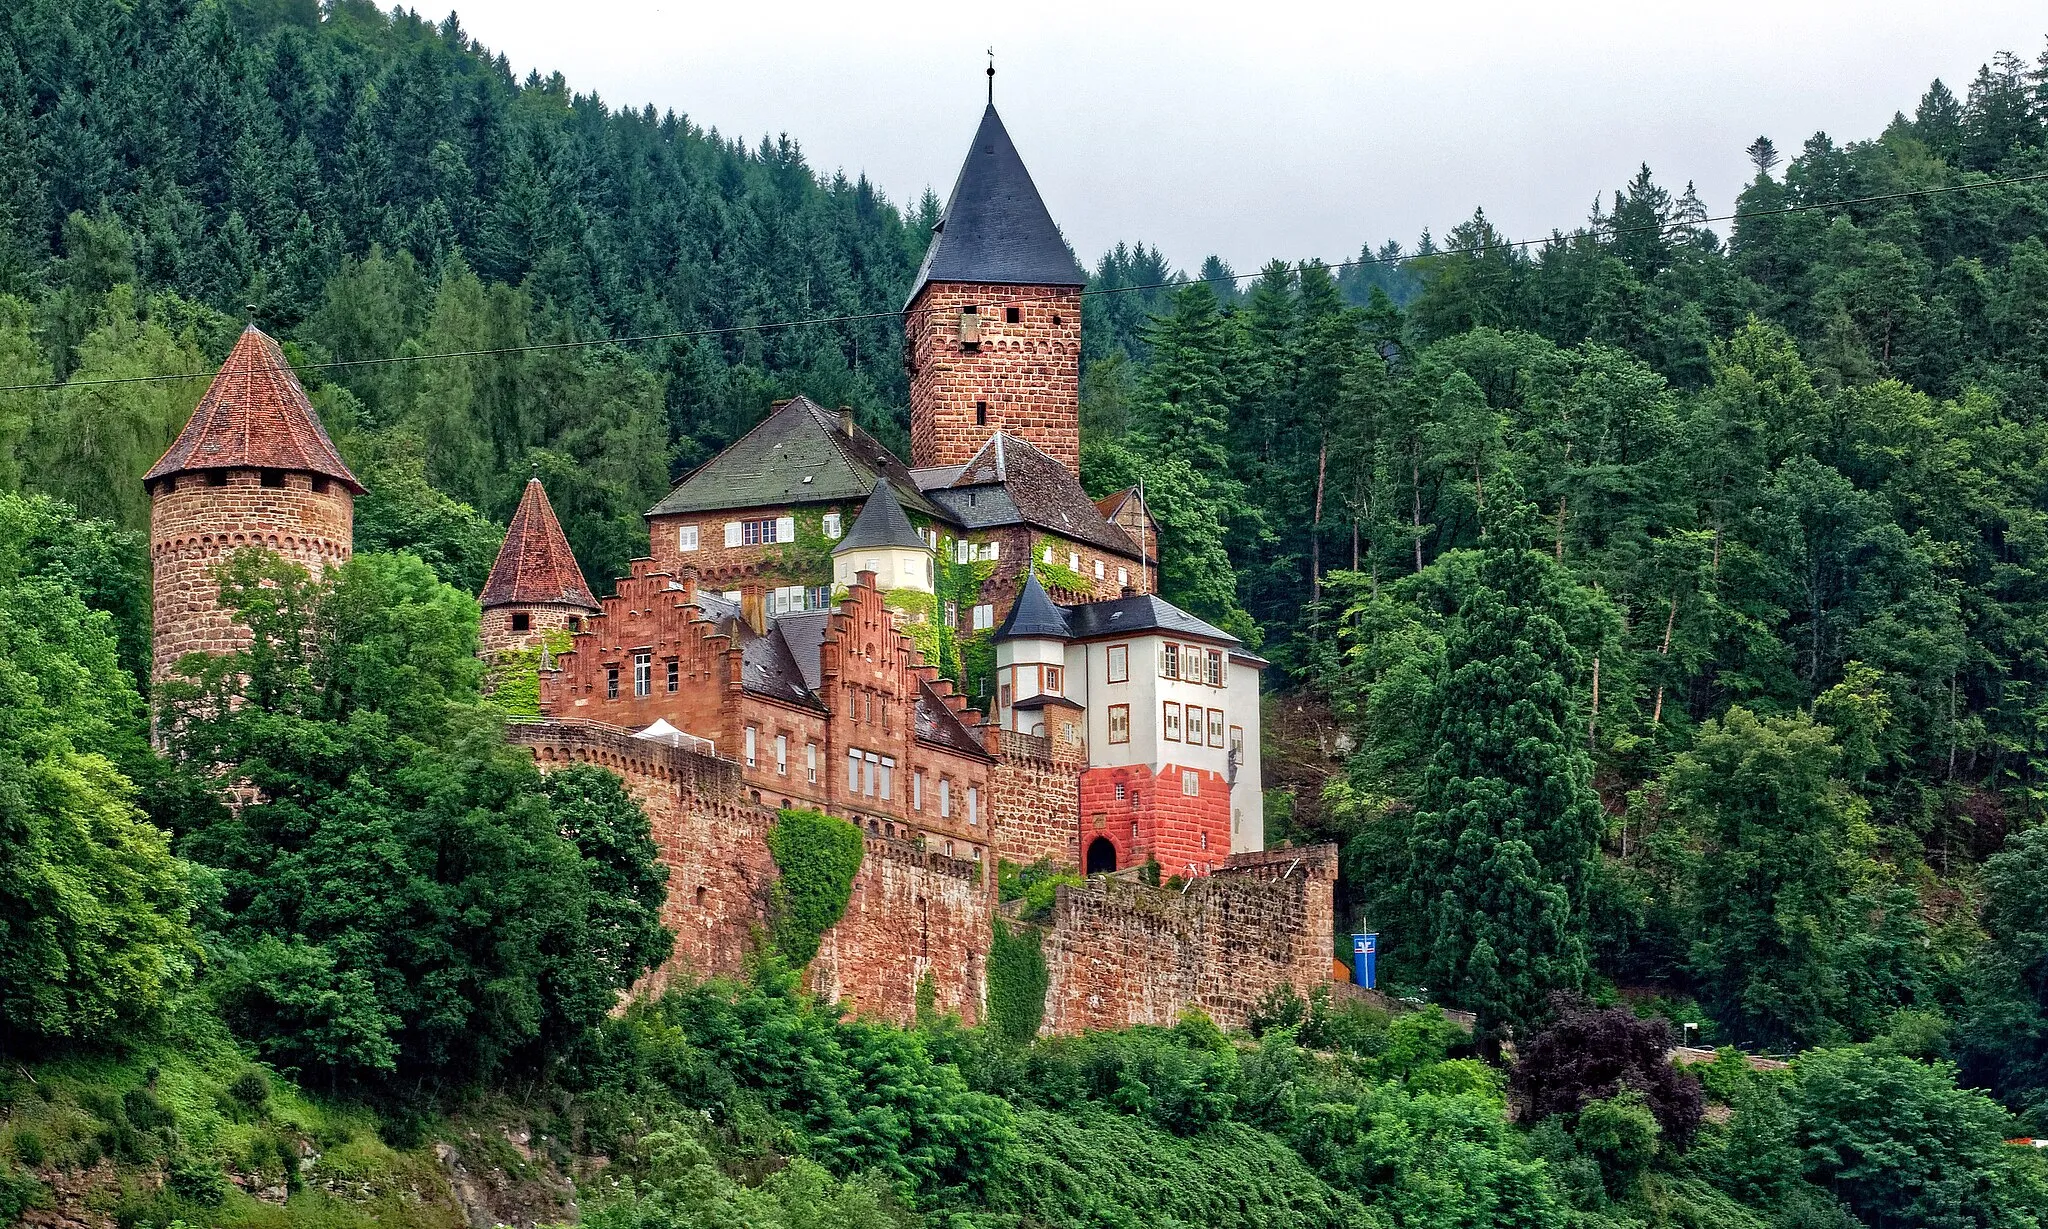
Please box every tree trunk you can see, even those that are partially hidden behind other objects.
[1589,653,1601,751]
[1554,496,1568,561]
[1311,436,1327,613]
[1411,445,1425,573]
[1651,596,1678,726]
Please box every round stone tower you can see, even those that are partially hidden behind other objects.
[144,324,362,687]
[478,476,600,658]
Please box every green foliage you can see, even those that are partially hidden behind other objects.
[985,920,1048,1045]
[995,858,1082,923]
[764,808,864,968]
[167,550,669,1085]
[583,1127,907,1229]
[484,628,573,717]
[1962,825,2048,1118]
[0,491,194,1050]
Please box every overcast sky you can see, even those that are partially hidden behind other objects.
[443,0,2044,276]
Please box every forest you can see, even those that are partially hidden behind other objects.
[3,0,2048,1225]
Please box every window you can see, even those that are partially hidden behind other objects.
[1042,545,1054,564]
[1094,559,1104,579]
[975,400,987,424]
[946,840,955,858]
[311,476,329,494]
[848,748,862,791]
[1118,567,1129,587]
[1207,649,1225,687]
[569,617,583,633]
[1209,708,1226,747]
[633,652,652,697]
[1005,306,1021,324]
[960,307,981,344]
[1230,726,1245,758]
[879,756,895,800]
[678,524,700,552]
[967,786,979,826]
[807,742,818,784]
[667,659,679,692]
[1107,644,1128,682]
[914,771,924,811]
[206,470,227,487]
[606,665,619,700]
[724,521,741,547]
[744,726,757,768]
[864,751,880,797]
[972,604,994,631]
[1108,703,1130,744]
[1161,642,1179,679]
[1044,665,1062,695]
[775,734,788,775]
[510,612,531,632]
[260,470,285,488]
[822,512,842,539]
[1114,782,1126,800]
[1183,770,1200,796]
[741,518,783,546]
[1163,703,1180,740]
[1186,646,1205,683]
[1068,551,1080,571]
[770,585,832,614]
[939,777,951,818]
[945,600,958,626]
[999,682,1012,709]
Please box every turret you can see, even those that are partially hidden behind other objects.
[992,570,1076,737]
[478,477,600,656]
[905,103,1086,473]
[145,324,362,688]
[831,482,934,597]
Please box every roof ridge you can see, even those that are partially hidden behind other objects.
[480,477,599,611]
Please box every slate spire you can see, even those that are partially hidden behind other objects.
[145,324,363,491]
[834,480,928,554]
[994,568,1070,642]
[480,478,600,611]
[906,104,1087,307]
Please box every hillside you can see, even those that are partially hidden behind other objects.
[3,2,2048,1227]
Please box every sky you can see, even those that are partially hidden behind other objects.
[441,0,2046,277]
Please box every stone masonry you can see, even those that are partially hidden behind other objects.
[1039,845,1338,1033]
[148,469,353,685]
[907,282,1082,471]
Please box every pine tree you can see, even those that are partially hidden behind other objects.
[1401,546,1602,1046]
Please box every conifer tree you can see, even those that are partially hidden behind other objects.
[1401,546,1602,1046]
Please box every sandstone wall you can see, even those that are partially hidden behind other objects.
[1040,844,1337,1034]
[989,730,1080,868]
[815,836,991,1026]
[906,282,1081,471]
[148,469,352,686]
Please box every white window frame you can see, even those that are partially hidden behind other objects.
[678,524,700,552]
[972,603,994,631]
[744,726,757,768]
[1163,702,1180,741]
[1107,644,1128,683]
[1108,703,1130,744]
[775,733,788,775]
[1161,642,1179,680]
[724,521,742,548]
[848,748,862,791]
[967,786,979,826]
[807,742,818,784]
[822,511,842,539]
[633,651,652,697]
[1042,544,1055,564]
[1209,708,1226,747]
[1068,551,1080,571]
[939,777,951,818]
[1118,567,1129,586]
[914,771,924,811]
[1183,770,1199,796]
[879,756,895,801]
[1094,558,1104,579]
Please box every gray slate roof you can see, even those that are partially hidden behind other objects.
[994,571,1070,642]
[1061,593,1241,647]
[915,433,1141,558]
[834,482,929,554]
[648,396,946,520]
[916,681,993,760]
[906,105,1087,307]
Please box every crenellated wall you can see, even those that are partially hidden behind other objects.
[1039,845,1338,1033]
[815,835,991,1025]
[988,729,1081,868]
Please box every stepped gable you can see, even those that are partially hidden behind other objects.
[145,324,362,491]
[649,395,946,519]
[907,104,1087,307]
[835,482,927,553]
[481,478,599,611]
[916,432,1140,558]
[995,570,1070,641]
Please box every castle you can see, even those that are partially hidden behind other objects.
[146,98,1336,1031]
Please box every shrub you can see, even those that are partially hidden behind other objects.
[764,808,864,967]
[1510,993,1704,1150]
[987,920,1050,1044]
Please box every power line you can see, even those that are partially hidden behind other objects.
[5,167,2046,396]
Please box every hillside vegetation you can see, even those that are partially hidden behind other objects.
[2,2,2048,1226]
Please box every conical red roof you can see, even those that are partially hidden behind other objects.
[144,325,363,491]
[480,478,600,611]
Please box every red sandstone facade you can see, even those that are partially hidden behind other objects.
[907,282,1082,471]
[1078,762,1232,879]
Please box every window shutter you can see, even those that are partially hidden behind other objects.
[724,521,742,547]
[956,540,970,565]
[776,516,795,543]
[986,541,999,561]
[1159,643,1169,676]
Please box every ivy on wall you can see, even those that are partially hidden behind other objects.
[987,918,1050,1044]
[484,627,573,717]
[765,807,865,967]
[759,508,839,582]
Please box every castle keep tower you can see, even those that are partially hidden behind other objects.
[145,325,361,686]
[479,477,600,656]
[906,104,1087,472]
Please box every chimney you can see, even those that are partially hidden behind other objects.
[1121,585,1136,598]
[740,584,767,635]
[677,565,699,610]
[837,406,855,437]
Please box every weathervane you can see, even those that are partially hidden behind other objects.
[986,47,995,104]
